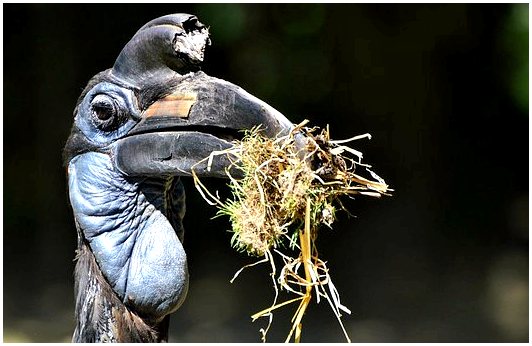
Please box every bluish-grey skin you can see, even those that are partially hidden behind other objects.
[68,80,190,319]
[68,151,188,319]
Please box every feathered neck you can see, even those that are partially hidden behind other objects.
[72,242,167,342]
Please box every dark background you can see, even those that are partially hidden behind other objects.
[3,3,528,342]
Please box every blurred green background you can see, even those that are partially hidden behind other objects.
[3,3,528,342]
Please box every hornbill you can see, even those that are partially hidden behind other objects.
[64,14,295,342]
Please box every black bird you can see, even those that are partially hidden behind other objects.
[64,14,294,342]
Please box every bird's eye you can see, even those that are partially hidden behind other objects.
[91,94,122,130]
[93,102,116,121]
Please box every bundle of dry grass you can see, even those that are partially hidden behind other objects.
[192,120,389,342]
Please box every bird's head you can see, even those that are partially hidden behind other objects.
[64,13,295,331]
[64,13,293,177]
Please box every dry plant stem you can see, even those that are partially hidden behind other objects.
[286,197,313,343]
[251,296,304,321]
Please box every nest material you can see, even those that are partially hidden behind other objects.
[192,120,389,342]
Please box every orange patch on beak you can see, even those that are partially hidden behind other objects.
[144,92,197,118]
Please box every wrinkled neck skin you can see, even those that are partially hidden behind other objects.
[68,151,188,323]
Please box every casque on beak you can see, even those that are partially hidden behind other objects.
[108,14,295,179]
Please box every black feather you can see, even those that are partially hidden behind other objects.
[73,239,167,342]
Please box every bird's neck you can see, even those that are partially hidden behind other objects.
[72,242,167,342]
[68,152,189,341]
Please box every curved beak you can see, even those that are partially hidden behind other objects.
[113,72,294,178]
